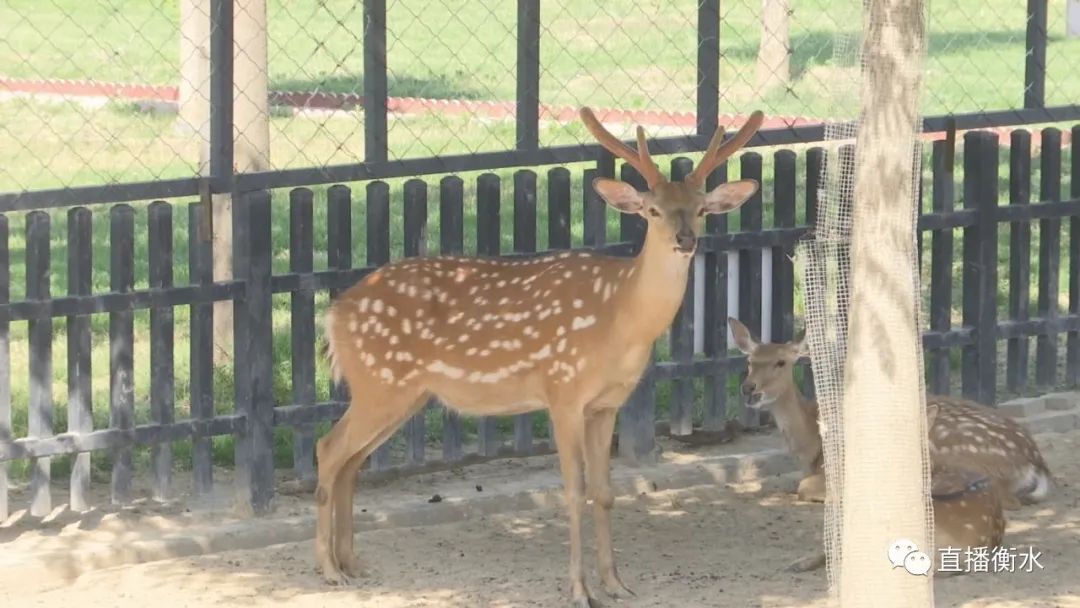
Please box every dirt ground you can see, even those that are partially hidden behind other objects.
[2,428,1079,608]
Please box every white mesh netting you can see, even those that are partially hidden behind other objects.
[797,0,935,604]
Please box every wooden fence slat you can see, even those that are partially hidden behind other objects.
[1036,128,1062,387]
[403,179,429,466]
[366,181,393,470]
[66,207,93,511]
[738,152,763,426]
[961,132,1001,404]
[439,176,465,462]
[476,172,501,457]
[668,157,695,436]
[327,185,353,408]
[547,167,572,251]
[1007,131,1033,393]
[703,163,729,430]
[148,201,175,502]
[513,170,537,453]
[27,211,53,516]
[583,168,606,248]
[0,215,9,520]
[772,150,797,343]
[929,140,957,395]
[109,205,135,505]
[289,188,316,482]
[188,202,214,496]
[1069,126,1080,385]
[244,191,275,513]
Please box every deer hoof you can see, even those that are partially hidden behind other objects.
[321,564,351,586]
[338,553,369,579]
[571,597,602,608]
[602,574,635,600]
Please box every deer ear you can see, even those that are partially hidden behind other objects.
[727,317,757,354]
[793,335,810,359]
[592,178,644,214]
[703,179,758,214]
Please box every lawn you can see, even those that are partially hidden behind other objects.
[2,0,1080,192]
[0,0,1078,487]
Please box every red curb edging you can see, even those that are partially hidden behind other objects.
[0,76,1071,148]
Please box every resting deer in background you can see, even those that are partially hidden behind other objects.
[316,107,764,606]
[727,317,1050,572]
[727,317,1053,508]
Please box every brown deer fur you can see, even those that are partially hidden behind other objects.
[314,107,764,607]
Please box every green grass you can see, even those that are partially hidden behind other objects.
[3,0,1080,191]
[1,0,1080,489]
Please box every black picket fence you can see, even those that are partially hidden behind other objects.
[0,126,1077,518]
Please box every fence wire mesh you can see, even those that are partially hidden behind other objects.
[0,0,1078,195]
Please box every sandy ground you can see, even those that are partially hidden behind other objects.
[2,428,1079,608]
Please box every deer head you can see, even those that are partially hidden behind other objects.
[728,317,808,408]
[580,108,764,256]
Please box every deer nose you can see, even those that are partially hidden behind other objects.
[675,230,696,252]
[741,379,756,396]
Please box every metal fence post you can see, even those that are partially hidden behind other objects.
[1025,0,1047,109]
[364,0,388,163]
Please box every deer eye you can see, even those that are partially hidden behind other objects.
[648,207,661,218]
[775,360,786,368]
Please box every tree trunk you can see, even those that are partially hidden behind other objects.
[178,0,211,147]
[755,0,791,93]
[838,0,931,604]
[213,0,272,365]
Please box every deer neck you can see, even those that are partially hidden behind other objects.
[770,381,822,473]
[617,229,693,340]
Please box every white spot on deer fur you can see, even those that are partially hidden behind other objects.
[538,309,551,320]
[458,334,469,343]
[557,338,567,353]
[348,319,358,333]
[572,316,597,330]
[379,368,395,383]
[402,319,412,334]
[499,297,510,305]
[480,349,491,356]
[387,306,398,317]
[364,353,376,366]
[556,326,566,336]
[558,252,572,259]
[389,335,399,346]
[572,299,583,309]
[469,285,479,295]
[530,345,552,360]
[372,299,384,313]
[358,298,370,312]
[563,271,572,279]
[603,284,613,301]
[428,360,466,379]
[353,338,363,348]
[407,286,418,298]
[497,280,506,288]
[593,277,603,293]
[575,358,586,372]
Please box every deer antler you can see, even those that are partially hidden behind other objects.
[579,107,665,189]
[685,110,765,188]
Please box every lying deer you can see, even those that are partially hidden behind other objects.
[726,317,1052,508]
[316,107,765,606]
[727,318,1021,573]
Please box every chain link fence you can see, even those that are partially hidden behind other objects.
[0,0,1078,196]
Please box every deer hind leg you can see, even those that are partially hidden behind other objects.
[584,406,634,600]
[550,406,594,608]
[331,392,429,579]
[315,385,427,584]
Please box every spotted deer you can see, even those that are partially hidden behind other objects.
[787,466,1008,575]
[726,317,1052,508]
[727,318,1019,574]
[315,107,764,606]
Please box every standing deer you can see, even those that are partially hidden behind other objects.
[315,107,765,606]
[727,318,1019,574]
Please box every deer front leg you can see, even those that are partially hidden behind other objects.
[551,407,595,608]
[584,406,634,600]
